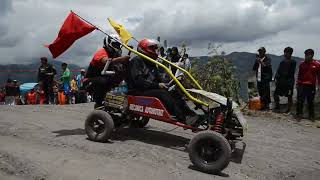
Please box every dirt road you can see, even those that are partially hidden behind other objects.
[0,104,319,180]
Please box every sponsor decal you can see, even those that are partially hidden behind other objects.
[144,107,164,116]
[129,104,164,117]
[129,104,144,113]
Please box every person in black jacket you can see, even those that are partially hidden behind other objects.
[38,57,57,104]
[273,47,296,113]
[169,47,181,75]
[127,39,198,125]
[252,47,273,110]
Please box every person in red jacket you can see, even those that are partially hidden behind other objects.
[26,89,37,105]
[296,49,320,121]
[84,34,130,109]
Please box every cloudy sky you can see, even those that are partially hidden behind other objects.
[0,0,319,66]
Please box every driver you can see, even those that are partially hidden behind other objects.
[85,34,130,108]
[127,39,199,125]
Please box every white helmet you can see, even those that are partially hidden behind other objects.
[104,34,122,57]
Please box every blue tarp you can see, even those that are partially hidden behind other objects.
[20,83,38,95]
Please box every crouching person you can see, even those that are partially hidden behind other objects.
[84,34,130,109]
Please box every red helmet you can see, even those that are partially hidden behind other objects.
[137,39,159,60]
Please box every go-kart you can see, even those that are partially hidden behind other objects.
[84,46,247,174]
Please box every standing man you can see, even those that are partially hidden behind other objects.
[273,47,296,113]
[296,49,320,121]
[252,47,273,110]
[38,57,56,104]
[175,53,191,78]
[76,69,86,90]
[70,76,78,104]
[12,80,21,105]
[76,69,86,103]
[60,62,71,104]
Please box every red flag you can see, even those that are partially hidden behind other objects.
[45,12,96,58]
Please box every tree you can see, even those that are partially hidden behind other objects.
[190,44,240,101]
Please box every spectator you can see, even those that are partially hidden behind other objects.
[296,49,320,121]
[12,80,21,105]
[52,82,59,104]
[159,47,165,58]
[70,76,78,104]
[76,69,86,90]
[5,79,16,105]
[175,53,191,78]
[170,47,181,74]
[157,47,167,81]
[60,62,71,104]
[38,57,56,104]
[166,48,172,59]
[38,86,46,104]
[0,88,5,105]
[252,47,273,110]
[26,88,37,105]
[274,47,296,114]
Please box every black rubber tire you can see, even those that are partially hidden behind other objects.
[130,117,150,128]
[85,110,114,142]
[188,131,231,174]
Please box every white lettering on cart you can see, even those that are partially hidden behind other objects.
[129,104,144,113]
[144,107,164,116]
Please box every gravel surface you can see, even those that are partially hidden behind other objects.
[0,104,319,180]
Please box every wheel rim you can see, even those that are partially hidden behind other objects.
[90,119,105,134]
[196,139,222,164]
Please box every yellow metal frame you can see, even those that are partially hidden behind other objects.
[123,44,209,107]
[158,56,203,90]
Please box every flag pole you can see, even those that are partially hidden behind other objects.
[70,11,207,106]
[71,10,125,45]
